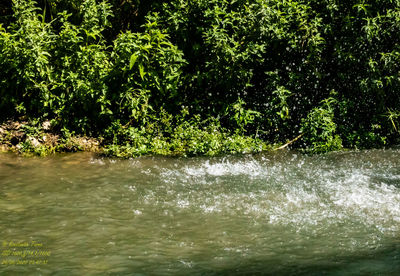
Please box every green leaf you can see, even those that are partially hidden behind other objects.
[139,64,146,80]
[129,53,138,70]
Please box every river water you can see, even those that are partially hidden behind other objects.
[0,149,400,275]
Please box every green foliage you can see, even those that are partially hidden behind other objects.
[2,0,400,156]
[108,14,186,123]
[50,0,114,132]
[387,109,400,135]
[0,0,54,116]
[225,97,260,134]
[103,109,266,157]
[301,95,343,154]
[0,0,114,132]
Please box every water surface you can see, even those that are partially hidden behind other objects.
[1,150,400,275]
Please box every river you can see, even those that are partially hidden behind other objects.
[1,149,400,275]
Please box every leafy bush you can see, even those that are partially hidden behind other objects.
[0,0,54,117]
[108,14,186,124]
[2,0,400,156]
[50,0,114,132]
[301,95,342,153]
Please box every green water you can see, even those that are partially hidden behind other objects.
[1,150,400,275]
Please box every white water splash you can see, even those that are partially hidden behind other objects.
[157,152,400,236]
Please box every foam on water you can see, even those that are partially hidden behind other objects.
[157,151,400,236]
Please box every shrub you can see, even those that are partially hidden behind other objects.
[301,95,342,153]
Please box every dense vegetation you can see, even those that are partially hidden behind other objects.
[1,0,400,156]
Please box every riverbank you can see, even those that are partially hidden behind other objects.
[0,119,272,157]
[0,119,101,156]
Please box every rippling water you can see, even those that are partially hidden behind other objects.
[1,150,400,275]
